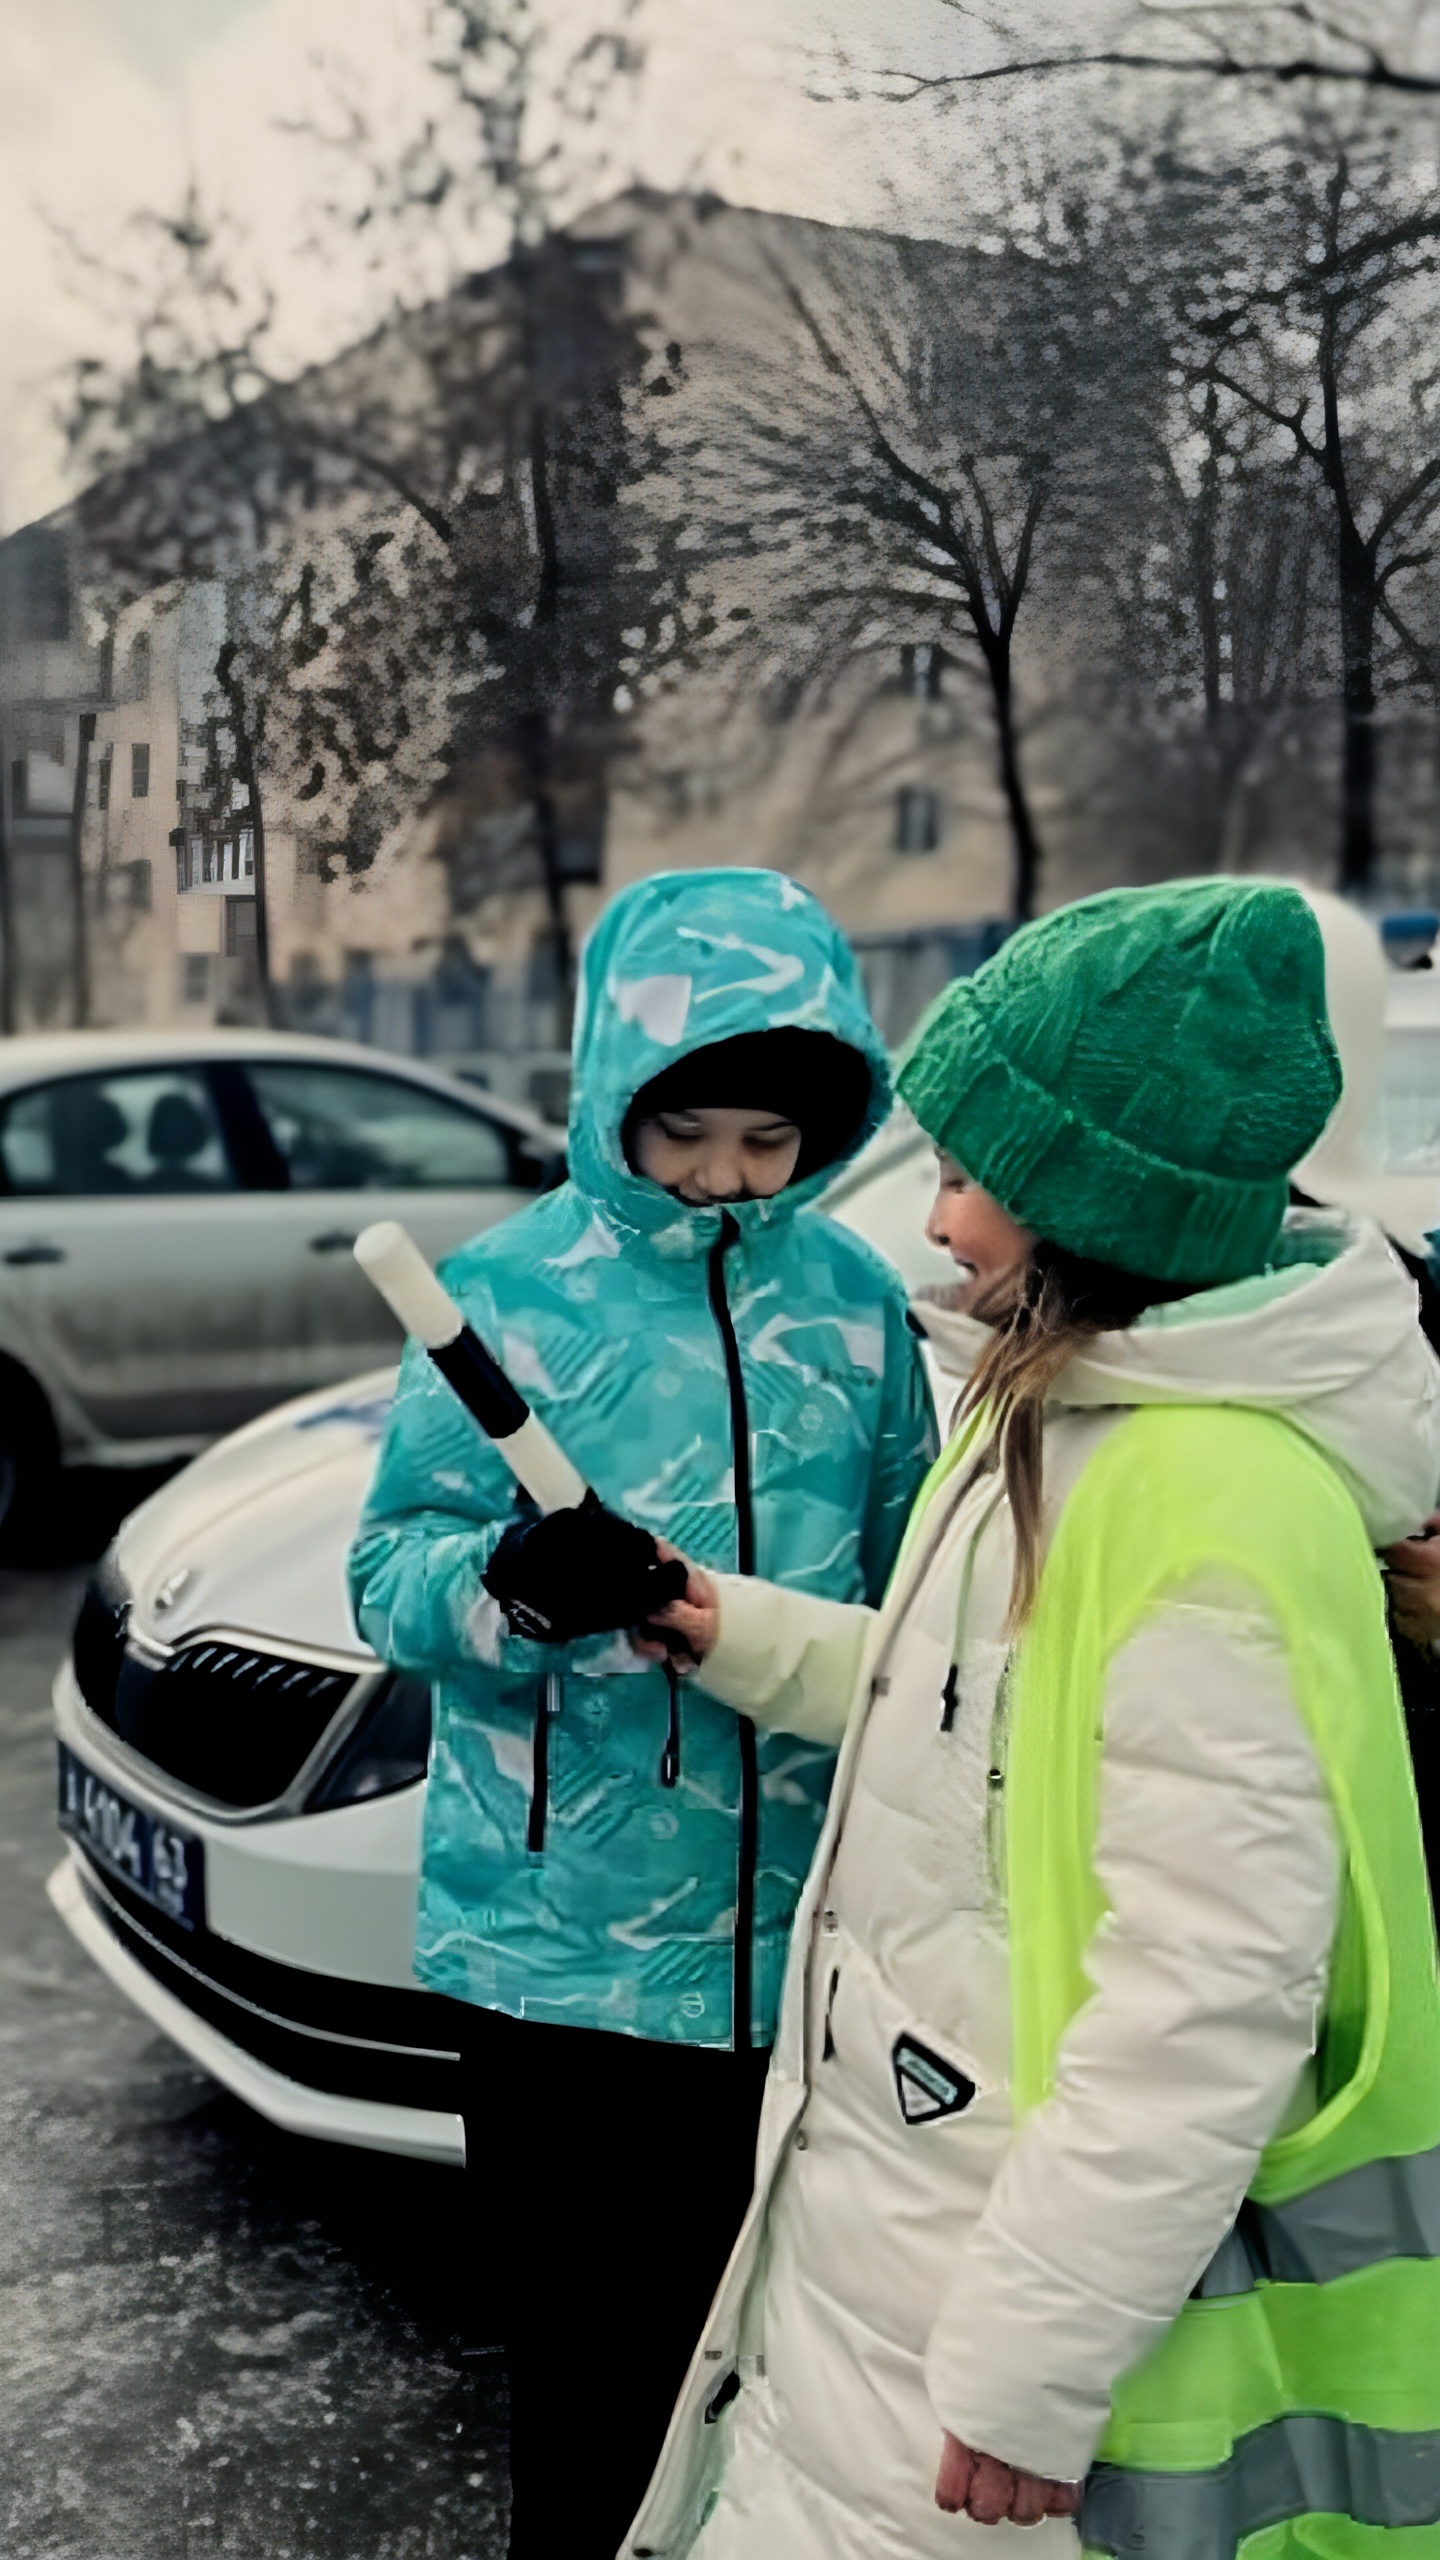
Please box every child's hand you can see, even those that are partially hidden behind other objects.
[482,1500,686,1644]
[633,1542,720,1666]
[935,2433,1081,2527]
[1383,1512,1440,1647]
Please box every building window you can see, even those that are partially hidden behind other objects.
[96,750,113,812]
[180,954,212,1006]
[895,785,942,854]
[131,742,150,799]
[900,644,943,700]
[129,634,151,700]
[224,896,257,958]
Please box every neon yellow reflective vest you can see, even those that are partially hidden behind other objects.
[1003,1404,1440,2560]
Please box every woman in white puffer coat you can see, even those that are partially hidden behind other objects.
[622,880,1440,2560]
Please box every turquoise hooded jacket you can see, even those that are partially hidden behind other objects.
[348,869,936,2048]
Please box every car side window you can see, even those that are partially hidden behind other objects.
[242,1063,511,1190]
[0,1070,237,1197]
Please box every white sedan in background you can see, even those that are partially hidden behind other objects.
[47,935,1440,2167]
[0,1028,561,1526]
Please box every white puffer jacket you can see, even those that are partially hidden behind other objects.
[622,1213,1440,2560]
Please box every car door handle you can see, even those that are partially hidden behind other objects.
[3,1242,66,1266]
[308,1230,359,1255]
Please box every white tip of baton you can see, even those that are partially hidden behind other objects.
[354,1221,463,1350]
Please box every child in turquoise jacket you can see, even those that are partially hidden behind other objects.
[348,867,935,2560]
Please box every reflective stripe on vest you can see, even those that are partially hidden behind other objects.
[1193,2138,1440,2294]
[1083,2414,1440,2559]
[1007,1406,1440,2555]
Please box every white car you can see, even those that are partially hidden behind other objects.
[49,1375,452,2159]
[48,952,1438,2166]
[0,1028,561,1527]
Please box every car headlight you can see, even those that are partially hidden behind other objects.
[306,1672,432,1810]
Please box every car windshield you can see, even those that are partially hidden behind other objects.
[1378,1029,1440,1174]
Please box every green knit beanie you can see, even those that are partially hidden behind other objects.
[896,879,1342,1285]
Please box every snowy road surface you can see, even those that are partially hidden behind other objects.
[0,1540,508,2560]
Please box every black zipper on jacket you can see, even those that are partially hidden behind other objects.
[708,1211,758,2054]
[660,1656,682,1789]
[528,1674,559,1856]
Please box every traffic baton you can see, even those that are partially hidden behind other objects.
[353,1221,588,1515]
[353,1221,692,1768]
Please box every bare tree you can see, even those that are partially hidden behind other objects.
[826,3,1440,890]
[1115,126,1440,885]
[1091,378,1332,868]
[57,1,646,1030]
[623,210,1135,919]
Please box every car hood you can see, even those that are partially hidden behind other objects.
[114,1373,397,1660]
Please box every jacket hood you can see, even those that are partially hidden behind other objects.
[916,1209,1440,1543]
[567,868,892,1247]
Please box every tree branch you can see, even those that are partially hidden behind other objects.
[1368,450,1440,550]
[1203,366,1325,467]
[1375,590,1438,681]
[870,0,1440,104]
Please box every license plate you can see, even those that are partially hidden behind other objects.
[58,1742,204,1930]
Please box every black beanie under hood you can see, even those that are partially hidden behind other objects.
[623,1029,874,1185]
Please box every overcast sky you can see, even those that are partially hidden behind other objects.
[0,0,1011,532]
[5,0,1437,533]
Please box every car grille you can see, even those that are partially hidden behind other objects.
[72,1576,360,1810]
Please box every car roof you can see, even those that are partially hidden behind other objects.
[0,1027,564,1143]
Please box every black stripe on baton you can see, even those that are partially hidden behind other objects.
[430,1325,531,1441]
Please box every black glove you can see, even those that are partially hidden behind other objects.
[482,1492,689,1644]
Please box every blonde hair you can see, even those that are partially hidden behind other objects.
[959,1245,1191,1628]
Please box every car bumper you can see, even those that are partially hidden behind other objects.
[49,1847,465,2164]
[51,1649,464,2167]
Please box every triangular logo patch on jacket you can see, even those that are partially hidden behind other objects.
[892,2034,975,2124]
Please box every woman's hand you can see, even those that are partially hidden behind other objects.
[1383,1513,1440,1647]
[935,2434,1081,2527]
[633,1541,720,1666]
